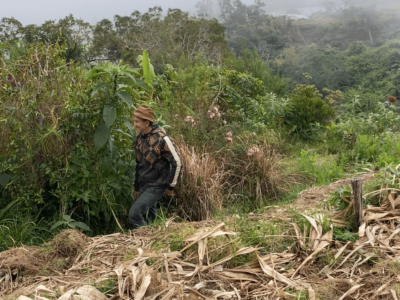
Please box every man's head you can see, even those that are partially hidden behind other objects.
[132,105,155,134]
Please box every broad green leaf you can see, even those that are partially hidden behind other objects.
[87,71,109,80]
[69,222,77,229]
[142,50,155,86]
[110,182,121,190]
[123,118,134,134]
[50,220,65,231]
[121,75,149,91]
[115,128,132,138]
[63,215,72,222]
[0,174,11,187]
[74,222,92,231]
[117,91,134,108]
[134,79,150,91]
[125,66,141,76]
[124,73,139,84]
[101,158,113,176]
[109,137,118,160]
[91,82,108,96]
[103,106,117,128]
[94,122,110,150]
[69,158,83,166]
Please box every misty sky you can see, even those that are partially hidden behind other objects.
[0,0,239,25]
[1,0,393,26]
[2,0,333,25]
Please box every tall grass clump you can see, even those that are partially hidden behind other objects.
[0,201,51,251]
[227,141,284,205]
[176,141,230,221]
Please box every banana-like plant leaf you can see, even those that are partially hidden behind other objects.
[103,106,117,128]
[142,50,155,86]
[94,122,110,150]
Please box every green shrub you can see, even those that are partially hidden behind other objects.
[286,84,334,137]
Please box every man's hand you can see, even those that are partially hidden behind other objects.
[134,191,139,200]
[165,189,174,197]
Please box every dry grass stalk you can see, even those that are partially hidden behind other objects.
[229,142,283,202]
[176,142,230,221]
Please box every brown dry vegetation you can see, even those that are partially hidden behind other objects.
[175,141,230,221]
[4,174,400,300]
[174,137,292,221]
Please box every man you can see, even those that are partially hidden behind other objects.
[129,105,182,229]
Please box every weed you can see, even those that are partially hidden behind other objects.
[328,187,351,211]
[39,247,55,254]
[151,241,164,251]
[0,207,52,252]
[93,279,116,296]
[152,209,168,228]
[285,288,306,299]
[234,216,294,254]
[124,251,135,261]
[50,259,67,269]
[333,228,359,243]
[394,284,400,296]
[83,268,94,274]
[392,261,400,271]
[298,150,344,185]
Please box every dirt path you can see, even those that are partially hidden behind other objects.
[292,172,375,209]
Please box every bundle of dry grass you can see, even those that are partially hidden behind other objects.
[50,229,89,259]
[175,141,230,221]
[229,142,284,203]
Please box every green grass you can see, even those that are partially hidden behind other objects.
[124,250,135,261]
[0,201,53,251]
[93,279,117,296]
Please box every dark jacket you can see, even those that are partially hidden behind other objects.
[134,125,182,191]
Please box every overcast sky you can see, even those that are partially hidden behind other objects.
[2,0,331,25]
[1,0,394,26]
[0,0,242,25]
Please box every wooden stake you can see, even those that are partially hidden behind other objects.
[351,178,363,229]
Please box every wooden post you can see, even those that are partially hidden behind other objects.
[351,178,363,229]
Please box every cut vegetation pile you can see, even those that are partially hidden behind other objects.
[4,175,400,299]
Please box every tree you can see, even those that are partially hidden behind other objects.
[3,15,93,62]
[90,7,227,67]
[217,0,288,57]
[0,18,22,43]
[286,84,334,133]
[195,0,219,19]
[342,6,380,45]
